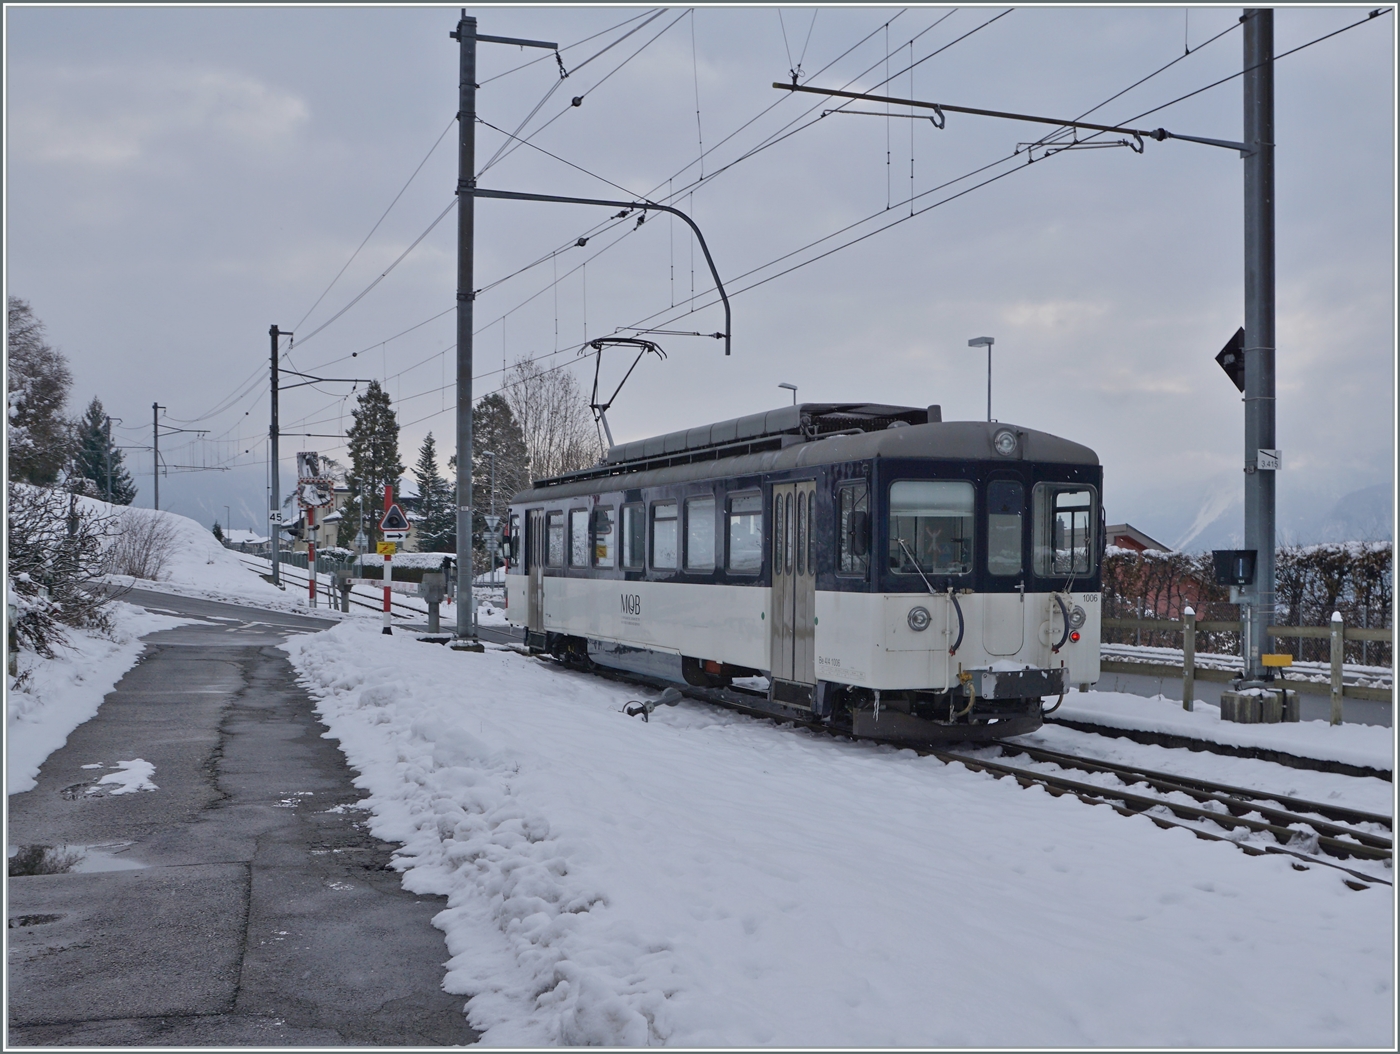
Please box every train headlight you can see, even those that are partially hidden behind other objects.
[907,605,932,632]
[993,429,1018,457]
[1069,604,1086,630]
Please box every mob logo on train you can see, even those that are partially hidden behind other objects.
[621,594,642,616]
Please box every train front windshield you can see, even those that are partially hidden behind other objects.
[888,480,974,575]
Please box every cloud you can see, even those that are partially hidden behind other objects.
[10,65,309,169]
[1001,298,1109,332]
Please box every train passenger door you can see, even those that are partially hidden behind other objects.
[770,481,816,703]
[526,509,545,634]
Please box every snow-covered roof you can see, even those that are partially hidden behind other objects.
[224,529,270,544]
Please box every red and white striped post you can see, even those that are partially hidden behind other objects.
[382,485,393,636]
[307,507,317,608]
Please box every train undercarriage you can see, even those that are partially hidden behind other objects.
[530,631,1052,745]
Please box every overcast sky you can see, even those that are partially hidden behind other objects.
[6,4,1394,549]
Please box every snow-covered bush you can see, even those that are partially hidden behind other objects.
[6,482,117,658]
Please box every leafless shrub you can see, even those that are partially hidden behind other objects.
[103,506,179,581]
[7,483,117,657]
[8,845,82,876]
[1102,542,1391,665]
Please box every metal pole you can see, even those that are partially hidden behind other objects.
[454,12,478,642]
[152,402,160,511]
[1182,606,1196,711]
[986,346,992,422]
[105,416,113,502]
[383,484,394,635]
[1242,8,1275,681]
[1329,610,1344,725]
[269,325,282,588]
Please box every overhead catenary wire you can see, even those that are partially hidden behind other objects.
[618,7,1366,339]
[478,9,661,86]
[164,8,1012,450]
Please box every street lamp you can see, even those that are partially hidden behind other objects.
[967,336,995,422]
[223,505,231,543]
[778,382,798,405]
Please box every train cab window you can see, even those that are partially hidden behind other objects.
[592,507,615,568]
[546,511,565,567]
[986,480,1024,576]
[569,509,590,567]
[888,480,973,575]
[621,504,645,569]
[651,501,678,570]
[685,496,716,571]
[1033,484,1096,577]
[727,493,763,573]
[838,483,870,576]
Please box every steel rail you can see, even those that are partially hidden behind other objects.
[936,750,1391,874]
[993,742,1393,833]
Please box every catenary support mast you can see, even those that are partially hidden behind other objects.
[453,13,478,641]
[1242,8,1275,681]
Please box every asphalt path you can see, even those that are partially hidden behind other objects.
[7,589,479,1046]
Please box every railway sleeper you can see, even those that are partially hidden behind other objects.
[941,753,1392,863]
[996,739,1388,828]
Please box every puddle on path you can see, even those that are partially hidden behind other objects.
[8,843,147,876]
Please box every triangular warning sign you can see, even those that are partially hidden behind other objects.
[379,504,410,532]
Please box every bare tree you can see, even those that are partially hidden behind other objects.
[501,357,603,481]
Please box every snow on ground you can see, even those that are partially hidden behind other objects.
[1052,691,1394,772]
[285,620,1394,1048]
[6,603,191,795]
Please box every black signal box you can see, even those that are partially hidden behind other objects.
[1212,549,1257,587]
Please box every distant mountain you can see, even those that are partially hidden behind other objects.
[1316,483,1393,542]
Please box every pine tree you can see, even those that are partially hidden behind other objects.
[71,397,137,504]
[412,432,455,552]
[7,297,73,485]
[338,380,404,549]
[471,393,529,572]
[212,521,224,542]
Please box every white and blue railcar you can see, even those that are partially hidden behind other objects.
[504,403,1102,744]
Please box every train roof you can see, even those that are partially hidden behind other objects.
[515,404,1098,502]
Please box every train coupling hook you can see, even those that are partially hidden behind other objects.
[624,687,684,722]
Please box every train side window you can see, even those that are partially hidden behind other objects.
[1033,484,1096,577]
[546,511,565,567]
[685,496,716,571]
[807,491,816,575]
[795,491,806,576]
[773,493,785,575]
[651,501,678,570]
[888,480,974,575]
[620,504,645,569]
[592,507,615,568]
[987,480,1024,576]
[726,493,763,573]
[569,509,589,567]
[508,513,520,566]
[837,483,870,576]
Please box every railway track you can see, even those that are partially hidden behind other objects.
[935,746,1392,888]
[237,558,449,621]
[505,644,1392,887]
